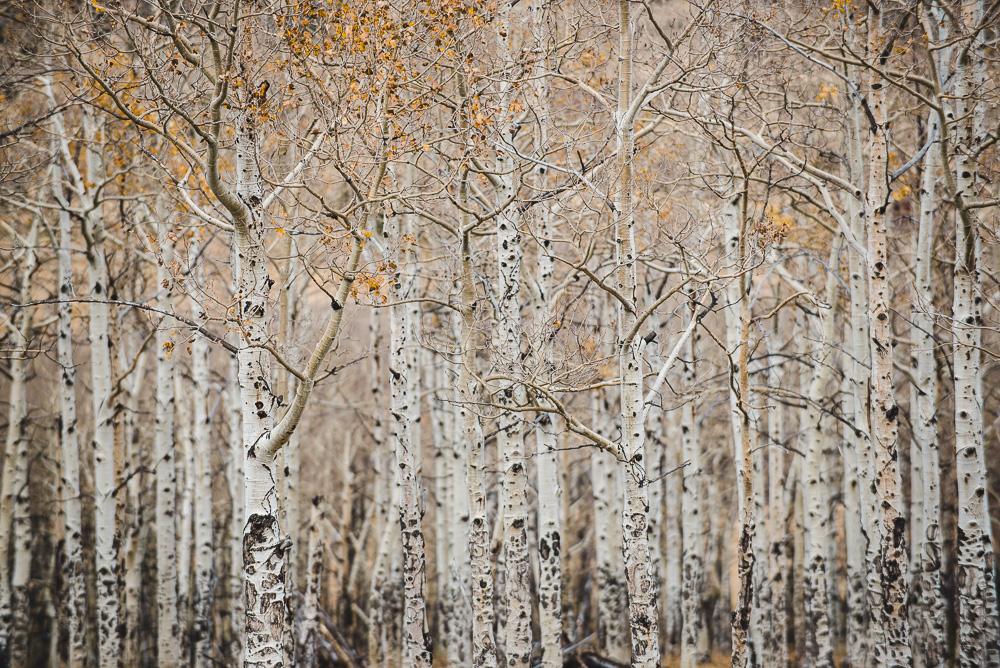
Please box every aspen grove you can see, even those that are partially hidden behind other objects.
[3,0,1000,667]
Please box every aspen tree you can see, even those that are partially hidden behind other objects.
[385,207,432,667]
[79,107,123,667]
[764,332,788,668]
[840,373,867,668]
[162,232,193,654]
[490,2,533,662]
[193,326,214,666]
[446,334,473,666]
[613,1,662,662]
[862,5,912,664]
[368,309,402,668]
[720,190,757,667]
[228,356,244,666]
[799,237,843,668]
[176,369,195,654]
[1,218,37,668]
[909,110,946,667]
[299,496,324,668]
[53,148,86,668]
[456,175,499,668]
[949,2,1000,663]
[528,1,564,663]
[679,301,706,668]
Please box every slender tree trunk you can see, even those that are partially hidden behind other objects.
[528,2,563,663]
[909,112,946,668]
[228,356,244,666]
[592,387,630,663]
[193,331,215,666]
[431,358,454,658]
[841,376,868,668]
[680,308,706,668]
[764,336,789,668]
[368,309,402,668]
[299,496,324,668]
[800,239,842,668]
[447,336,473,665]
[614,2,661,664]
[176,373,195,658]
[2,220,38,668]
[952,3,1000,663]
[386,212,432,667]
[862,9,912,664]
[842,42,880,660]
[79,110,122,668]
[491,4,532,663]
[54,160,86,668]
[457,210,498,667]
[720,190,757,668]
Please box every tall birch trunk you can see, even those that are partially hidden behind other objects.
[446,340,473,666]
[862,9,912,664]
[228,356,245,665]
[491,3,532,663]
[193,330,215,666]
[155,227,180,668]
[909,112,946,668]
[2,219,38,668]
[55,163,86,668]
[842,36,880,659]
[80,109,122,667]
[529,2,563,663]
[368,310,403,668]
[764,337,788,668]
[841,375,868,668]
[721,191,757,668]
[593,387,630,663]
[952,3,1000,663]
[680,309,706,668]
[299,496,324,668]
[800,239,843,668]
[386,213,432,667]
[176,372,195,655]
[457,214,498,667]
[431,358,453,656]
[614,2,661,663]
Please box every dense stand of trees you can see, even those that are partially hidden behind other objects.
[1,0,999,667]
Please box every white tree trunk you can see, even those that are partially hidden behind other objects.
[952,3,999,662]
[80,109,122,667]
[368,310,403,668]
[386,213,432,667]
[299,496,324,668]
[55,168,86,668]
[456,216,498,667]
[764,340,788,668]
[613,3,661,664]
[909,112,946,668]
[491,4,532,663]
[843,51,881,660]
[679,311,706,668]
[155,222,180,667]
[1,220,38,668]
[862,13,912,663]
[841,376,868,668]
[193,330,215,666]
[592,388,630,663]
[176,370,195,656]
[721,191,757,668]
[800,239,842,668]
[528,2,563,663]
[446,341,473,666]
[228,355,245,665]
[430,358,454,658]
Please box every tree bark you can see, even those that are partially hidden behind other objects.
[862,9,912,664]
[614,2,662,664]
